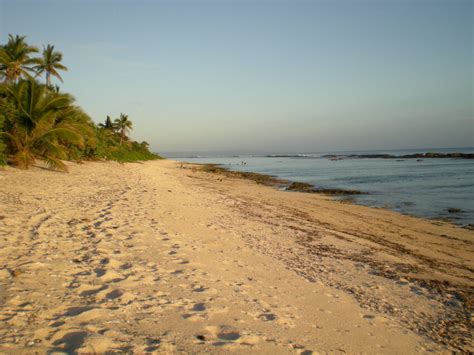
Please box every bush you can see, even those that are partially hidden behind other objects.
[106,141,161,162]
[82,127,160,163]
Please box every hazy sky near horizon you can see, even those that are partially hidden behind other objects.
[1,0,472,153]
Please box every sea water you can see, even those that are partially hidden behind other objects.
[164,148,474,226]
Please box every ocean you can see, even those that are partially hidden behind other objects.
[164,148,474,226]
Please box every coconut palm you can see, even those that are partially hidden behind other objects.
[114,113,133,145]
[0,35,39,83]
[99,115,115,130]
[34,44,68,87]
[0,79,91,170]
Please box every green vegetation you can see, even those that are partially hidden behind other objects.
[33,44,68,87]
[0,34,39,83]
[0,79,92,170]
[0,34,160,171]
[91,116,157,162]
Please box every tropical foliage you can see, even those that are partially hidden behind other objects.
[0,34,39,83]
[33,44,68,87]
[0,79,92,170]
[98,115,114,130]
[0,34,160,171]
[114,113,133,145]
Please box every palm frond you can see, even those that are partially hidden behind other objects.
[43,155,68,172]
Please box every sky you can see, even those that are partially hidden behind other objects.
[1,0,472,153]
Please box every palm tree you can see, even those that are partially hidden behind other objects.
[99,115,114,130]
[0,35,39,84]
[114,113,133,145]
[34,44,68,87]
[0,79,91,171]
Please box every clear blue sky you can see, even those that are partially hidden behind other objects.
[1,0,472,153]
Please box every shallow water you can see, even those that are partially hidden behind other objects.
[165,148,474,226]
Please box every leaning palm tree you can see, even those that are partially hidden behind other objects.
[0,34,39,84]
[114,113,133,145]
[34,44,68,87]
[0,79,91,171]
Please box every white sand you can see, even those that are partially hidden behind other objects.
[0,160,472,353]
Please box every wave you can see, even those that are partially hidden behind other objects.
[262,154,322,158]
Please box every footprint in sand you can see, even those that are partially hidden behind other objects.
[94,268,106,277]
[119,262,133,270]
[217,330,240,342]
[79,285,108,297]
[105,289,123,300]
[144,338,161,352]
[100,270,126,283]
[193,286,207,293]
[63,306,96,317]
[99,289,135,305]
[201,325,264,348]
[200,325,242,346]
[192,303,206,312]
[52,330,88,352]
[194,334,207,343]
[49,320,65,327]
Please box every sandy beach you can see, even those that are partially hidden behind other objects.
[0,160,472,353]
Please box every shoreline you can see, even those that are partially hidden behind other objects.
[260,152,474,159]
[1,160,473,352]
[183,162,473,229]
[197,163,365,195]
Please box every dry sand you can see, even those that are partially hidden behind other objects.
[0,160,472,353]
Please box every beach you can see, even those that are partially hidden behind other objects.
[0,160,472,353]
[174,151,474,226]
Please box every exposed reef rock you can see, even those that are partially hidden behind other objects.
[323,152,474,160]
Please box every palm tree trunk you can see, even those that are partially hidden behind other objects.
[5,69,12,84]
[46,72,51,87]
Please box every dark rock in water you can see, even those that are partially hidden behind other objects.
[447,207,463,214]
[199,163,366,196]
[286,182,364,195]
[286,182,314,192]
[317,188,364,195]
[463,224,474,231]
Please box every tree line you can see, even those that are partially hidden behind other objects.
[0,34,159,171]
